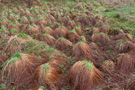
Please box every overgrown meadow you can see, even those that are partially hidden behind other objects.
[0,0,135,90]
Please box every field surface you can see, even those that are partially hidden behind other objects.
[0,0,135,90]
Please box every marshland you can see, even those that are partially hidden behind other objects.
[0,0,135,90]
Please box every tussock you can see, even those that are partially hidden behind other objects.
[2,53,45,87]
[4,33,33,55]
[68,61,103,90]
[114,40,134,53]
[54,26,69,39]
[91,32,109,45]
[117,53,135,74]
[67,29,80,43]
[101,60,115,74]
[72,41,96,63]
[34,63,60,90]
[41,33,56,46]
[41,27,54,35]
[55,37,73,51]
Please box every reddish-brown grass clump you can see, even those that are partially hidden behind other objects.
[113,32,132,41]
[54,26,69,39]
[49,54,70,69]
[34,54,69,90]
[92,28,101,34]
[101,60,115,74]
[68,61,103,90]
[117,53,135,74]
[41,33,56,46]
[59,17,70,27]
[20,16,30,24]
[72,41,97,64]
[55,37,73,51]
[4,33,33,55]
[90,42,104,55]
[127,75,135,90]
[114,40,134,53]
[68,20,77,29]
[34,63,60,90]
[79,35,87,43]
[1,53,45,88]
[67,29,80,43]
[27,24,40,34]
[91,32,109,45]
[74,27,83,36]
[41,26,54,35]
[38,18,48,26]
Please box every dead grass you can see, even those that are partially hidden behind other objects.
[67,29,80,43]
[41,34,56,46]
[34,63,60,90]
[91,32,109,45]
[101,60,115,74]
[114,40,134,53]
[72,41,98,64]
[117,53,135,74]
[54,26,69,39]
[41,27,54,36]
[4,33,33,55]
[55,37,73,51]
[68,61,103,90]
[1,53,45,87]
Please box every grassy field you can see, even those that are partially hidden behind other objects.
[0,0,135,90]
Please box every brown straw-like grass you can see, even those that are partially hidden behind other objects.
[34,63,60,90]
[67,29,80,43]
[68,61,103,90]
[4,33,33,55]
[101,60,115,74]
[54,26,69,39]
[41,27,54,36]
[2,53,45,87]
[91,32,109,45]
[117,53,135,74]
[41,33,56,46]
[55,37,73,51]
[114,40,134,53]
[72,41,97,64]
[28,25,40,34]
[127,75,135,90]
